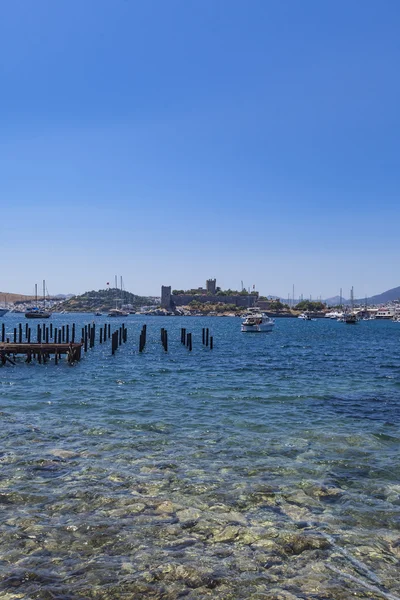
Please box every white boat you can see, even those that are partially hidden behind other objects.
[0,308,8,317]
[325,311,341,319]
[298,313,312,320]
[241,313,275,332]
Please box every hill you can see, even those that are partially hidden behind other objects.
[325,295,348,306]
[0,291,37,303]
[325,286,400,306]
[54,288,158,313]
[356,286,400,305]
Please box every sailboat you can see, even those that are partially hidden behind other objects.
[344,287,358,324]
[108,276,129,317]
[25,281,51,319]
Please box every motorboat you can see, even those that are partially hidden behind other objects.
[298,313,312,320]
[241,313,275,332]
[325,311,341,319]
[94,311,103,316]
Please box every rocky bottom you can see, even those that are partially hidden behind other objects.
[1,449,399,600]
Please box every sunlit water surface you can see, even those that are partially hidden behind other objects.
[1,314,400,599]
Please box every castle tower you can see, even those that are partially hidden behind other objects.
[206,278,216,294]
[161,286,171,309]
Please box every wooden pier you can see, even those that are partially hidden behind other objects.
[0,342,83,365]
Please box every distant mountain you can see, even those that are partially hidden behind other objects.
[356,286,400,305]
[325,286,400,306]
[325,295,348,306]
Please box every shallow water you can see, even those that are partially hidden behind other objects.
[1,314,400,599]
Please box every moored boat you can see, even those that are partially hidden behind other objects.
[345,313,358,324]
[0,308,8,317]
[108,308,129,317]
[25,308,51,319]
[25,281,51,319]
[241,313,274,332]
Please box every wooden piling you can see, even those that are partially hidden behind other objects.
[13,328,17,344]
[206,328,209,347]
[2,323,5,343]
[66,324,70,343]
[19,324,22,344]
[37,325,42,344]
[72,323,75,343]
[202,328,205,345]
[210,336,213,350]
[100,328,103,344]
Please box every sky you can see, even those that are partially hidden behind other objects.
[1,0,399,300]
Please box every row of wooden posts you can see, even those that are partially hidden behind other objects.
[1,322,79,345]
[0,322,214,364]
[179,327,213,351]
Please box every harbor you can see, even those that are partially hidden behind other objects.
[1,313,399,598]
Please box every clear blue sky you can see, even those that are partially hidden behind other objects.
[1,0,399,300]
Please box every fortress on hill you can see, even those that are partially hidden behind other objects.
[161,279,258,310]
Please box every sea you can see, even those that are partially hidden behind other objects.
[0,313,399,600]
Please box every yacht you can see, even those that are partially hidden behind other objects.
[241,313,275,332]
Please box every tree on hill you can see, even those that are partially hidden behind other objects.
[268,300,288,311]
[295,300,326,311]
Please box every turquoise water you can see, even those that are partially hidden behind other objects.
[1,314,400,599]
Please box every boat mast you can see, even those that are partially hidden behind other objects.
[115,275,118,309]
[35,283,38,308]
[43,280,46,310]
[120,276,123,308]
